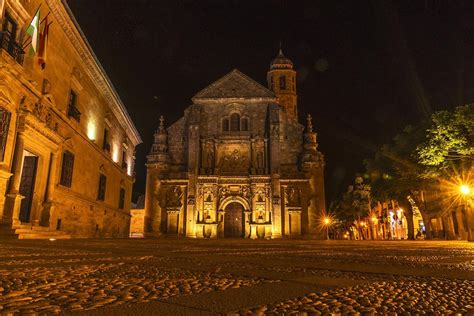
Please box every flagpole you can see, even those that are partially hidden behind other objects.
[40,12,50,25]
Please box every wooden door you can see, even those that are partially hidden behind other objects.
[224,202,243,238]
[19,156,38,223]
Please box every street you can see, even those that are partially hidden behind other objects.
[0,239,473,315]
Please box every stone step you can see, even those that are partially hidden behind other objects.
[18,232,71,240]
[13,224,71,240]
[15,224,52,231]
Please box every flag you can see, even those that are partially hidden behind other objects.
[38,18,51,69]
[26,8,40,55]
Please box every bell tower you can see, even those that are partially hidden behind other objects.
[267,48,298,122]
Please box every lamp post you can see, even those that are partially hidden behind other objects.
[324,217,331,240]
[460,184,473,241]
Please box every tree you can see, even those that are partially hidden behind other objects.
[364,125,431,240]
[417,104,474,172]
[332,176,373,239]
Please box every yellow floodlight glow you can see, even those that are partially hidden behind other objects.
[112,145,119,163]
[87,121,96,141]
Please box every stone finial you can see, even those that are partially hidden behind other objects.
[306,114,313,133]
[158,115,165,134]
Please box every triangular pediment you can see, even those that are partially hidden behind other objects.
[192,69,275,101]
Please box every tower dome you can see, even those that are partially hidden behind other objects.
[267,47,298,122]
[270,48,293,70]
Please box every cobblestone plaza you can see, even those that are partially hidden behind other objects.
[0,239,472,314]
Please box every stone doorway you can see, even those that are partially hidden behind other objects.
[19,153,38,223]
[224,202,244,238]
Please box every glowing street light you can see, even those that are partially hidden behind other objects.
[460,184,471,196]
[323,216,331,240]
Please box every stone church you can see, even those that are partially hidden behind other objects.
[144,50,325,238]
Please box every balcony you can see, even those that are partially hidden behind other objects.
[67,105,81,122]
[0,31,24,65]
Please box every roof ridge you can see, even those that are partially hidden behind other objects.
[193,69,275,100]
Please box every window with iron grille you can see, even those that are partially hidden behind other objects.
[59,151,74,187]
[97,174,107,201]
[67,90,81,122]
[0,107,11,162]
[102,128,110,151]
[119,188,125,209]
[0,13,24,64]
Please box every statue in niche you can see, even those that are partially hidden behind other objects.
[240,186,251,199]
[203,187,214,202]
[206,147,214,174]
[271,125,279,137]
[42,79,51,95]
[285,186,301,207]
[256,150,264,172]
[166,186,183,208]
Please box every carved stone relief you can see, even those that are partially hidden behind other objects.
[218,149,248,172]
[285,186,302,207]
[165,186,183,208]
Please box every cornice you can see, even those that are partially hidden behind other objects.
[45,0,142,146]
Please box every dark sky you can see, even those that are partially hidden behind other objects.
[67,0,473,203]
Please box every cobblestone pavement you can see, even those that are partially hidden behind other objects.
[0,239,472,315]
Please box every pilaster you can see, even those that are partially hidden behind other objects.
[144,116,170,237]
[301,114,326,236]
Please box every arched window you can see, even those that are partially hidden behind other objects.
[241,118,248,131]
[223,118,230,131]
[230,113,240,131]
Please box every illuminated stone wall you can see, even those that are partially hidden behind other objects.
[145,66,326,239]
[0,0,141,238]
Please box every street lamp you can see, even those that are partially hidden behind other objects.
[323,217,331,240]
[459,183,472,241]
[460,184,471,196]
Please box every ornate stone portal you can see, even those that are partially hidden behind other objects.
[145,50,326,238]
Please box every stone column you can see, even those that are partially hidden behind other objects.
[0,169,12,223]
[186,124,199,238]
[9,131,25,194]
[5,131,26,226]
[144,167,164,237]
[41,151,59,227]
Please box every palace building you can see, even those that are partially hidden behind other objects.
[0,0,141,238]
[144,49,326,238]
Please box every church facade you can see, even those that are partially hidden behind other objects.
[144,50,325,238]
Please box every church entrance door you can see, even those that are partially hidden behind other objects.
[224,202,244,238]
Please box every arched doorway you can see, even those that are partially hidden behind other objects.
[224,202,244,238]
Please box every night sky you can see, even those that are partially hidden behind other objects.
[67,0,473,203]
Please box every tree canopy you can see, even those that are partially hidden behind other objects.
[417,104,474,170]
